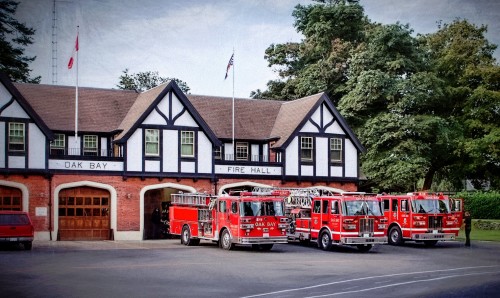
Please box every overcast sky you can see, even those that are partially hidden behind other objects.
[16,0,500,98]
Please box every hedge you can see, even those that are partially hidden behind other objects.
[453,191,500,220]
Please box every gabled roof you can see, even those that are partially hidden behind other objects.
[13,82,137,133]
[0,73,53,139]
[186,95,282,141]
[271,93,325,147]
[115,81,220,145]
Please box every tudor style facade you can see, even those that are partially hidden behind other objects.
[0,73,365,241]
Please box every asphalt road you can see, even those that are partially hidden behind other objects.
[1,239,499,298]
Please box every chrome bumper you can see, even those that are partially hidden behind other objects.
[342,236,387,245]
[238,236,288,245]
[412,233,456,241]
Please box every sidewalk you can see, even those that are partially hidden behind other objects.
[32,239,180,250]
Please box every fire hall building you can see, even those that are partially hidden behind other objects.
[0,73,365,241]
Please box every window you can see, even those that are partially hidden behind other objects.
[300,137,313,162]
[8,123,25,152]
[83,135,98,156]
[322,200,329,214]
[331,201,339,214]
[214,146,222,160]
[145,129,159,156]
[236,142,248,161]
[181,131,195,157]
[50,134,65,155]
[330,138,342,162]
[313,200,321,213]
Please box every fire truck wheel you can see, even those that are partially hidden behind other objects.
[388,226,403,246]
[182,225,192,246]
[220,229,234,250]
[356,244,372,252]
[424,240,438,247]
[318,230,332,251]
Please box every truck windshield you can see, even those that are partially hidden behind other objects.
[240,201,284,216]
[343,200,383,216]
[412,199,450,214]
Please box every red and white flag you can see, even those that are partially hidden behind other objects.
[68,34,79,69]
[224,53,234,80]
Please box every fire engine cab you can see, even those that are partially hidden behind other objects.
[271,188,387,252]
[380,193,463,246]
[169,191,290,251]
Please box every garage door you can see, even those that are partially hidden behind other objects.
[0,186,22,211]
[58,187,110,240]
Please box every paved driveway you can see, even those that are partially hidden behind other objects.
[1,239,499,297]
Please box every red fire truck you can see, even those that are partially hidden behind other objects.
[281,188,387,252]
[169,191,290,251]
[380,193,463,246]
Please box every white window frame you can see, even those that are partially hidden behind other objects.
[83,135,98,155]
[236,142,249,161]
[181,131,195,157]
[330,137,342,162]
[8,122,25,152]
[300,137,313,162]
[214,146,222,160]
[50,134,65,154]
[145,129,159,156]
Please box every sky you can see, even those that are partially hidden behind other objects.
[15,0,500,98]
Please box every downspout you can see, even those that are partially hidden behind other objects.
[48,175,52,241]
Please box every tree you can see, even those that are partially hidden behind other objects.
[0,0,40,83]
[254,0,366,101]
[117,69,190,93]
[338,22,460,192]
[421,20,500,189]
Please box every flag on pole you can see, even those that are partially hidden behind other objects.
[68,34,79,69]
[224,53,234,80]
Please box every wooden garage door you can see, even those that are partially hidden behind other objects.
[0,186,22,211]
[58,187,110,241]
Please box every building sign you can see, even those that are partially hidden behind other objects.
[35,207,47,216]
[215,165,282,176]
[49,159,123,171]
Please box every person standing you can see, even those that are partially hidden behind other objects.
[151,208,161,239]
[464,211,472,247]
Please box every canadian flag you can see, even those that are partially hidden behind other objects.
[67,35,79,69]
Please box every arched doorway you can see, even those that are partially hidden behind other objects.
[218,181,273,196]
[58,186,111,240]
[141,183,196,240]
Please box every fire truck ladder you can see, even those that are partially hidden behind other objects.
[251,187,319,208]
[171,193,216,207]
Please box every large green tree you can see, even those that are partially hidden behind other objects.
[253,0,366,101]
[117,69,190,93]
[0,0,40,83]
[338,22,458,192]
[421,20,500,189]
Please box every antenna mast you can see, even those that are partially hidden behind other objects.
[51,0,58,84]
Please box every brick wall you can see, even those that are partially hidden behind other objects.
[1,174,357,235]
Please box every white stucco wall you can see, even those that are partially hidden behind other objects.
[285,137,299,175]
[344,139,358,178]
[198,132,212,173]
[163,130,178,172]
[315,137,328,177]
[127,129,143,171]
[28,123,45,169]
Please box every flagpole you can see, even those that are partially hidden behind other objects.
[232,49,235,159]
[74,26,79,146]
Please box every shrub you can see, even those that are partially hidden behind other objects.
[453,191,500,220]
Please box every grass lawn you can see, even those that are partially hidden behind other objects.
[456,219,500,242]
